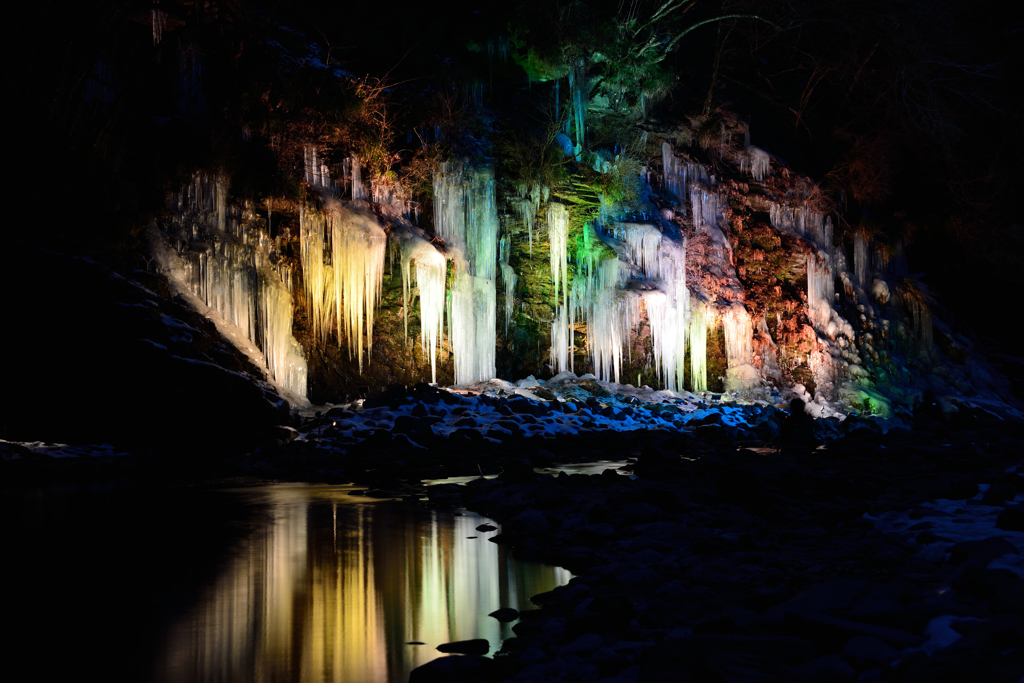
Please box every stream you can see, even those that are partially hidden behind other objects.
[3,481,571,683]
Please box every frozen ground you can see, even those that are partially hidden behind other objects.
[296,372,788,449]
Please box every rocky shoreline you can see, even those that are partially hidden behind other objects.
[4,383,1023,683]
[399,402,1023,682]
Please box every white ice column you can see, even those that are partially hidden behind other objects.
[400,231,447,384]
[433,164,498,384]
[689,301,708,393]
[722,303,758,394]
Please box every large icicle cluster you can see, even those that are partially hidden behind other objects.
[433,163,499,384]
[299,202,387,373]
[165,172,307,397]
[644,238,690,391]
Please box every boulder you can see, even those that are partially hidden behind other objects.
[791,654,856,683]
[435,639,490,655]
[409,654,500,682]
[842,635,899,668]
[488,607,519,622]
[995,504,1024,532]
[511,508,551,534]
[949,536,1020,567]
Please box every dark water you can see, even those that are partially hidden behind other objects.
[3,483,570,683]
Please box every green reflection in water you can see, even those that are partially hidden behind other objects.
[154,484,571,683]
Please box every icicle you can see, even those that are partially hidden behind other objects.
[613,222,661,279]
[587,259,624,384]
[298,207,336,348]
[568,61,587,160]
[299,203,386,372]
[645,238,689,391]
[548,203,569,309]
[499,235,517,335]
[722,303,759,394]
[400,231,446,383]
[808,253,835,331]
[512,183,542,255]
[166,172,306,396]
[548,203,571,372]
[433,163,498,384]
[259,270,308,396]
[371,176,411,217]
[663,143,709,206]
[554,78,559,124]
[330,207,386,372]
[152,2,164,46]
[689,187,720,231]
[350,155,363,199]
[739,146,770,181]
[689,301,708,393]
[723,304,753,367]
[854,232,869,292]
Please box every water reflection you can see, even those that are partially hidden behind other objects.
[154,484,570,683]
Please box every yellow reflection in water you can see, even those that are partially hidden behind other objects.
[154,485,570,683]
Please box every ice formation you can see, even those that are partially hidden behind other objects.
[549,204,570,310]
[513,183,544,254]
[548,203,571,371]
[807,253,835,331]
[499,235,517,335]
[259,270,308,395]
[165,172,307,396]
[722,303,759,393]
[434,163,499,384]
[689,301,709,393]
[151,2,164,45]
[690,187,721,232]
[612,222,662,279]
[299,203,387,372]
[854,232,869,292]
[739,146,770,181]
[304,146,337,194]
[662,143,708,206]
[398,228,447,383]
[342,156,364,200]
[371,176,412,219]
[769,205,833,253]
[567,61,587,160]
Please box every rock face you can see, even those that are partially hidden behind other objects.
[4,247,290,455]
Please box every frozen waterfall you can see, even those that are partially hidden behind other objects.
[807,254,835,332]
[689,301,709,393]
[165,172,307,397]
[549,203,571,372]
[299,202,387,373]
[399,229,447,384]
[722,303,759,393]
[433,163,498,384]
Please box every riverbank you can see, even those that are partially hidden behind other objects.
[4,385,1023,683]
[409,410,1024,682]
